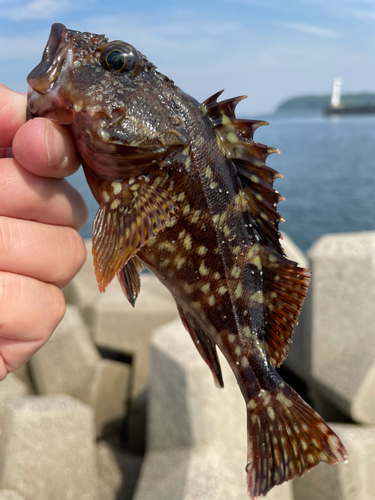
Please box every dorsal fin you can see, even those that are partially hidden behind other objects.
[202,91,311,365]
[202,91,283,254]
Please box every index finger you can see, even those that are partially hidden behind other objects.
[0,84,26,147]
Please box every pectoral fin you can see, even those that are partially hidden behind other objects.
[92,179,178,292]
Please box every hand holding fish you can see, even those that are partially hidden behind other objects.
[0,83,87,381]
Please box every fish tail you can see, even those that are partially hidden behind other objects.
[246,383,347,499]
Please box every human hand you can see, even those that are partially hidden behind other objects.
[0,83,88,380]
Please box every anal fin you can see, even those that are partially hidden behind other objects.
[176,302,224,388]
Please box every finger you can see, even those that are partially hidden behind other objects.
[13,117,82,178]
[0,159,88,230]
[0,216,87,288]
[0,84,26,147]
[0,272,65,380]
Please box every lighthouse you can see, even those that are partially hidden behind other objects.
[331,77,344,108]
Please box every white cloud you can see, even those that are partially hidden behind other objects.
[84,14,240,57]
[347,7,375,21]
[0,0,72,20]
[281,22,340,38]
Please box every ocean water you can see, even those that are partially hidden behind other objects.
[70,113,375,253]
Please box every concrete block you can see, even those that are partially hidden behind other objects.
[76,359,131,436]
[12,364,35,394]
[293,423,375,500]
[134,447,293,500]
[30,304,100,396]
[306,231,375,423]
[0,395,97,500]
[0,491,26,500]
[92,273,178,398]
[97,440,143,500]
[134,320,293,500]
[0,375,28,399]
[147,320,246,451]
[30,305,131,437]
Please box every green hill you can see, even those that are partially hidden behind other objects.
[276,93,375,113]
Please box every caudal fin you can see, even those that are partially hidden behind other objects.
[246,385,347,499]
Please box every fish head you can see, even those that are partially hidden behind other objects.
[27,23,188,178]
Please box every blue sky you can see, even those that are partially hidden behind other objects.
[0,0,374,115]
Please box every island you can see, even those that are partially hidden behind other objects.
[276,92,375,114]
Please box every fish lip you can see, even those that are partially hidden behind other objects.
[27,23,69,94]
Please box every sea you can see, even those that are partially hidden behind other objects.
[69,112,375,254]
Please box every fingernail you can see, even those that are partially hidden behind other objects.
[45,120,70,169]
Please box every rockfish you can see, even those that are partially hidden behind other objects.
[27,23,347,498]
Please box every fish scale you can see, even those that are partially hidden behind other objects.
[27,22,347,499]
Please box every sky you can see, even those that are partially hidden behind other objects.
[0,0,374,115]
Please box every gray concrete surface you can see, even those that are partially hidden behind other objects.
[0,491,26,500]
[293,423,375,500]
[307,231,375,423]
[76,358,131,436]
[29,305,131,436]
[0,395,97,500]
[30,304,100,396]
[134,319,293,500]
[0,374,28,399]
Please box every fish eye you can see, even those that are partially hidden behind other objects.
[100,42,140,75]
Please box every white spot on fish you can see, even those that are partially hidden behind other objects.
[276,393,293,408]
[111,182,122,195]
[235,345,242,356]
[102,191,110,202]
[243,327,251,338]
[199,261,210,276]
[183,204,191,216]
[208,295,216,306]
[175,256,186,269]
[241,357,249,368]
[183,234,192,250]
[231,265,241,279]
[110,199,121,210]
[248,399,256,410]
[198,245,207,256]
[235,282,243,298]
[191,210,201,224]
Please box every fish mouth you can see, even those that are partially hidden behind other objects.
[27,23,73,122]
[27,23,70,94]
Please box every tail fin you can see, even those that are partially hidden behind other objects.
[246,385,347,499]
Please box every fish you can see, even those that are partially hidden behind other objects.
[27,23,347,498]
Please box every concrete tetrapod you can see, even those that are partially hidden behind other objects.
[134,320,294,500]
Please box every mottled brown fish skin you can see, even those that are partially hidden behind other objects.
[27,23,347,498]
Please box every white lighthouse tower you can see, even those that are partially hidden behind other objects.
[331,77,344,108]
